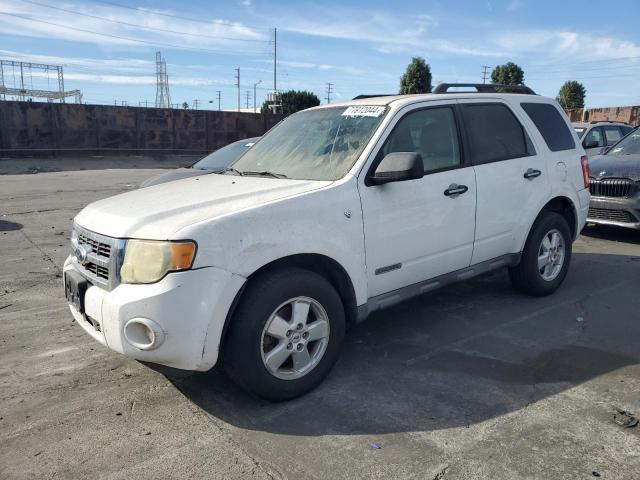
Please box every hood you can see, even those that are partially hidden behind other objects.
[75,173,331,239]
[140,168,213,188]
[588,154,640,181]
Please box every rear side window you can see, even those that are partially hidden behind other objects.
[521,102,575,152]
[461,103,532,164]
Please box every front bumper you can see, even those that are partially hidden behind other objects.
[587,196,640,230]
[63,256,245,371]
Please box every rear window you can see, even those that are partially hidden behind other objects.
[521,103,575,152]
[461,103,533,164]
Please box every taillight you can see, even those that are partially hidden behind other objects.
[580,155,590,188]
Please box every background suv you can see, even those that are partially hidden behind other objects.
[64,84,590,400]
[573,121,634,156]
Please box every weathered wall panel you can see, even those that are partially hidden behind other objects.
[0,101,281,155]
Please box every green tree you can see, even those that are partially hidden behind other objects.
[182,102,189,109]
[491,62,525,86]
[557,80,586,110]
[261,90,320,116]
[399,57,432,94]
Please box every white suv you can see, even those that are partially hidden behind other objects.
[64,84,591,400]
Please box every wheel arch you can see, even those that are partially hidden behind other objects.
[524,196,578,247]
[218,253,358,356]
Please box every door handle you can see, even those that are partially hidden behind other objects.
[443,183,468,197]
[524,168,542,179]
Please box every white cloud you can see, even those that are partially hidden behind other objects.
[0,0,268,53]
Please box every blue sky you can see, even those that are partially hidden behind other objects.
[1,0,639,109]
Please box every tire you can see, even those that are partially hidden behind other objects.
[223,267,345,401]
[509,211,572,297]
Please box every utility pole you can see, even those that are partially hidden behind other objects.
[235,67,240,112]
[193,99,200,110]
[253,80,262,112]
[326,82,333,104]
[482,65,490,84]
[216,90,221,111]
[245,90,251,109]
[273,27,277,93]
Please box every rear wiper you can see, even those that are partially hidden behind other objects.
[221,167,244,176]
[242,170,287,179]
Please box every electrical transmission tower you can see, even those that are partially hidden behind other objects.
[0,59,81,103]
[192,99,200,110]
[326,82,333,104]
[155,52,171,108]
[216,90,221,111]
[235,68,241,112]
[482,65,490,84]
[245,90,251,109]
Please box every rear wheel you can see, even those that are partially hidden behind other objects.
[223,268,345,401]
[509,211,572,296]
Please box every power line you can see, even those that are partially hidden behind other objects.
[91,0,272,31]
[0,12,267,56]
[20,0,270,43]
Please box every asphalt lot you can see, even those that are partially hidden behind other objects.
[1,168,639,480]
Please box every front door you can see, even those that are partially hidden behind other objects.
[358,103,477,298]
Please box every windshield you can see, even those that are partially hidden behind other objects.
[231,106,387,180]
[193,138,257,170]
[608,129,640,156]
[574,127,587,138]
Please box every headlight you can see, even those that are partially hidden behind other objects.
[120,240,196,284]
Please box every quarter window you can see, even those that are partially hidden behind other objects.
[521,102,575,152]
[381,107,461,173]
[461,103,532,164]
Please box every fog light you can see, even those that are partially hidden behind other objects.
[123,318,165,351]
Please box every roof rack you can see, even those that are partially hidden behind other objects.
[432,83,536,95]
[352,94,395,100]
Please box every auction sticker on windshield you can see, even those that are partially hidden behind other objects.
[342,106,386,117]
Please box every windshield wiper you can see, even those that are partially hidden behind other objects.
[221,167,244,176]
[242,170,287,179]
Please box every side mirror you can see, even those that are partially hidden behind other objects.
[583,140,599,149]
[370,152,424,185]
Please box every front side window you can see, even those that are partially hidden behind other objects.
[583,127,604,148]
[574,127,587,138]
[461,103,532,164]
[380,107,461,173]
[521,102,575,152]
[232,106,386,180]
[603,126,622,146]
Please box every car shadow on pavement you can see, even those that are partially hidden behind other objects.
[156,251,640,436]
[582,224,640,245]
[0,220,23,231]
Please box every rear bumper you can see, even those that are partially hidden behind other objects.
[587,195,640,230]
[64,256,245,371]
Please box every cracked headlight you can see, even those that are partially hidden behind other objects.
[120,240,196,284]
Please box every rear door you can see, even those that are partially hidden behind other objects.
[457,99,550,264]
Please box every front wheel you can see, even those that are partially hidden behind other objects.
[509,211,572,296]
[223,268,345,401]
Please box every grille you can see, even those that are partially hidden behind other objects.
[589,178,636,198]
[78,232,112,258]
[588,207,637,223]
[84,262,109,280]
[72,225,122,290]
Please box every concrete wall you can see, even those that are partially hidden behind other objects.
[0,101,281,156]
[567,105,640,126]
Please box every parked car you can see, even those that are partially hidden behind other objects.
[140,137,259,188]
[63,84,590,401]
[586,128,640,229]
[572,121,633,157]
